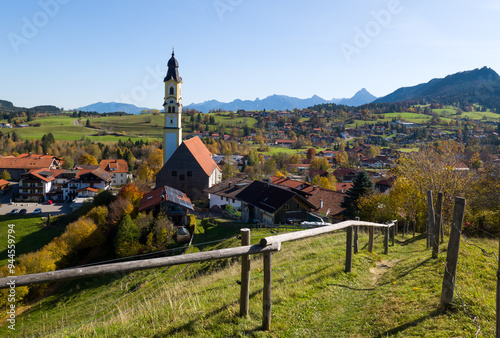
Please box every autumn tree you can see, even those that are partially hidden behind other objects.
[0,169,11,180]
[306,148,316,160]
[118,183,144,212]
[108,197,134,226]
[465,160,500,234]
[222,161,238,180]
[78,153,98,165]
[136,149,163,182]
[61,217,104,250]
[311,175,332,189]
[61,155,74,169]
[391,141,472,229]
[335,151,348,167]
[309,157,331,171]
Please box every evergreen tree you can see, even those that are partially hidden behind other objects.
[340,171,374,219]
[114,214,141,257]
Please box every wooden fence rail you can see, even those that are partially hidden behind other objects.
[0,243,281,289]
[0,220,393,331]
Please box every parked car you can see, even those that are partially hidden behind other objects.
[46,200,53,205]
[8,209,18,215]
[33,208,42,215]
[18,209,27,215]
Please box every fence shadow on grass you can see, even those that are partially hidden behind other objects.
[327,283,375,291]
[375,308,443,337]
[161,289,263,336]
[400,233,426,246]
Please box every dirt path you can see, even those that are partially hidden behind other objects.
[369,259,400,286]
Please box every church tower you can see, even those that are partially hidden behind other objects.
[162,49,183,165]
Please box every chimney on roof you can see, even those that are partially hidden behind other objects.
[320,199,323,209]
[228,182,232,188]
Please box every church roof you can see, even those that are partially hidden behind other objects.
[183,137,219,176]
[164,51,182,82]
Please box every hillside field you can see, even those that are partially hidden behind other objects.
[1,223,496,337]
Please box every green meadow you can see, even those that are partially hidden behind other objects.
[0,215,63,266]
[1,225,496,337]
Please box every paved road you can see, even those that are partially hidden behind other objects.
[0,183,71,217]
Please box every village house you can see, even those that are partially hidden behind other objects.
[0,154,60,180]
[205,177,252,211]
[17,167,112,202]
[270,176,347,221]
[236,180,317,225]
[138,185,194,225]
[99,159,129,186]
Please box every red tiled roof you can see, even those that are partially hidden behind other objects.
[307,188,346,216]
[0,157,56,169]
[270,176,306,189]
[77,187,99,193]
[183,137,220,176]
[27,169,55,182]
[0,179,10,187]
[336,182,353,192]
[99,159,128,173]
[139,185,193,212]
[17,153,59,160]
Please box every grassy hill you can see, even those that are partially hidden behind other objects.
[1,222,496,337]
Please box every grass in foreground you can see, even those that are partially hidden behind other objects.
[0,227,497,337]
[0,215,63,266]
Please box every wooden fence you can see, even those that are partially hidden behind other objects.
[0,220,394,331]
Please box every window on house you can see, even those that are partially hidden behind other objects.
[284,204,290,210]
[172,171,177,176]
[187,170,192,177]
[180,174,185,181]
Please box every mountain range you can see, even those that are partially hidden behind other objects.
[184,88,377,113]
[74,89,377,114]
[3,67,499,116]
[374,66,500,108]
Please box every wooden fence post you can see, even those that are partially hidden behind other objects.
[345,226,353,273]
[427,191,439,258]
[391,221,395,246]
[440,197,466,309]
[240,228,250,317]
[354,217,359,254]
[368,227,374,253]
[263,251,272,331]
[436,192,444,243]
[496,214,500,337]
[384,226,389,255]
[425,190,434,250]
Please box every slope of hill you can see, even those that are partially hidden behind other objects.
[374,67,500,109]
[0,100,61,115]
[2,226,496,337]
[77,102,152,115]
[185,89,377,112]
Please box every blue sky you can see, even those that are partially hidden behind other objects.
[1,0,500,110]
